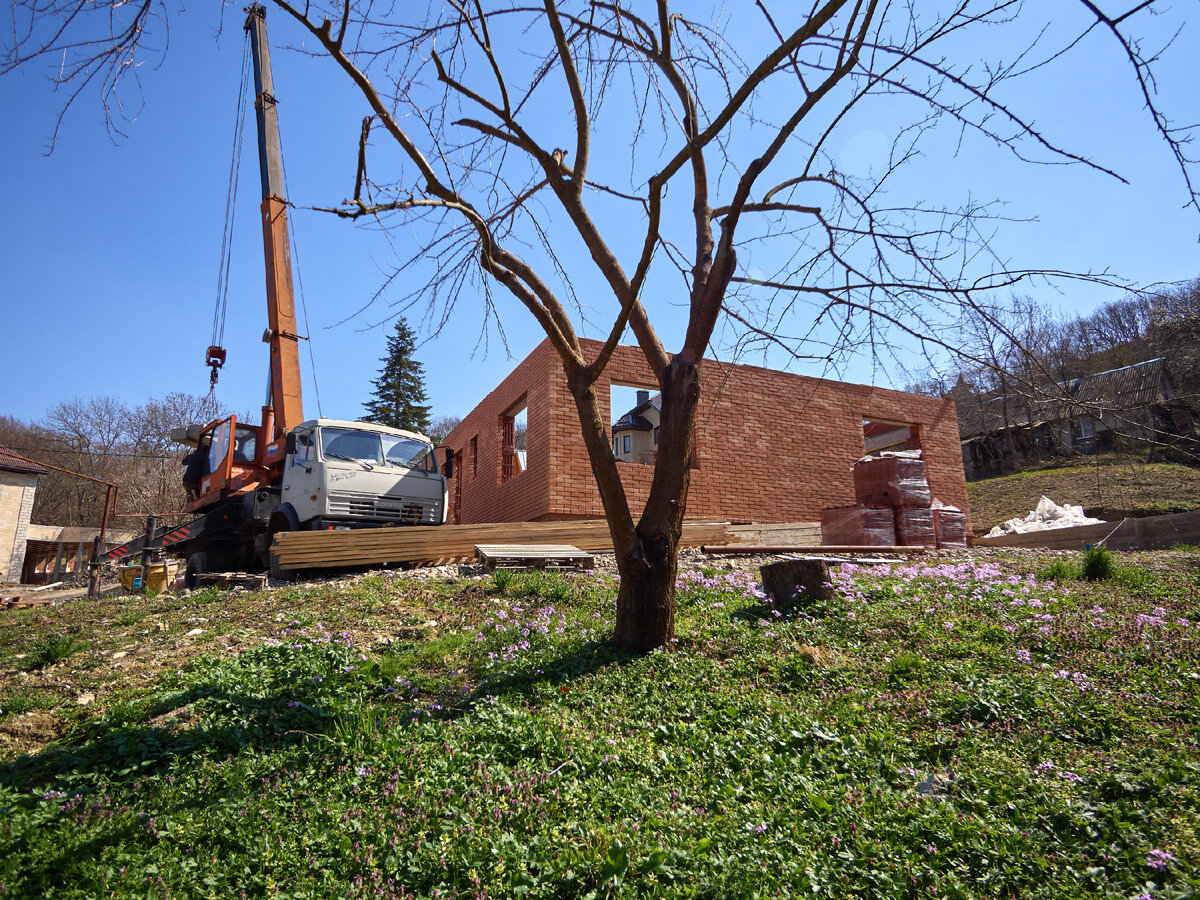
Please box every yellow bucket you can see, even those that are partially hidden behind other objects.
[118,562,178,592]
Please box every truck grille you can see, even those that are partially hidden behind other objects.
[327,490,440,524]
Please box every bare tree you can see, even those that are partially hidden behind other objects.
[2,393,226,526]
[7,1,1196,650]
[426,414,463,446]
[1146,277,1200,402]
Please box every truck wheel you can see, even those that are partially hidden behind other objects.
[184,552,208,590]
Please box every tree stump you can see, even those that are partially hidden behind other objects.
[760,558,833,608]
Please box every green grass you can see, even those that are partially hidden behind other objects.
[1,560,1197,898]
[1082,545,1117,581]
[0,688,53,719]
[25,635,86,670]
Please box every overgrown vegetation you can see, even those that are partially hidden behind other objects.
[1,556,1197,898]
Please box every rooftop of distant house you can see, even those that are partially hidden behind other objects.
[0,446,50,476]
[613,390,662,433]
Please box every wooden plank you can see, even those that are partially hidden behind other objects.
[975,509,1200,551]
[274,519,735,570]
[702,544,926,555]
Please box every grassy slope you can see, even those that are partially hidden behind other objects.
[1,558,1198,898]
[967,453,1200,533]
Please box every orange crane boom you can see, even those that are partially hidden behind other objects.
[246,3,304,446]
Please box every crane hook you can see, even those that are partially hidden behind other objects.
[206,345,227,387]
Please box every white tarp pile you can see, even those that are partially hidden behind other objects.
[986,496,1104,538]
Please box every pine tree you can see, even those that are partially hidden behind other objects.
[360,318,432,434]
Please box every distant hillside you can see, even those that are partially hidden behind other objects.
[965,453,1200,533]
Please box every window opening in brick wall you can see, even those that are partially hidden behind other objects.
[862,418,922,455]
[611,382,659,466]
[469,435,478,478]
[500,397,528,483]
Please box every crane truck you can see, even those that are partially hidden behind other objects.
[107,5,450,586]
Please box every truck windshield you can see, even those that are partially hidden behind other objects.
[381,434,437,472]
[318,428,437,473]
[320,428,384,465]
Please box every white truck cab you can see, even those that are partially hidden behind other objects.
[281,418,449,528]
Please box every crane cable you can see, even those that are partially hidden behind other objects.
[208,30,253,390]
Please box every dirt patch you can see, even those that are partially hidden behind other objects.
[0,711,66,757]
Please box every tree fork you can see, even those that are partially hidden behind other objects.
[612,355,701,652]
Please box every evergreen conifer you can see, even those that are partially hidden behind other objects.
[360,319,432,433]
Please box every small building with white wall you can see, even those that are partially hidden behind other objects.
[0,447,47,584]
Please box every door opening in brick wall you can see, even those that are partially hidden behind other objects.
[611,383,660,466]
[862,419,922,455]
[500,397,528,483]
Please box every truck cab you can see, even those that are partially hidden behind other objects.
[165,415,448,582]
[280,418,448,528]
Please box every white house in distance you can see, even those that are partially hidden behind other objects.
[0,447,47,583]
[612,390,662,465]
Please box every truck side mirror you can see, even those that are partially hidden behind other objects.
[443,448,454,478]
[285,433,297,456]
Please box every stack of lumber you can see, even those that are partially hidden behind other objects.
[273,519,738,571]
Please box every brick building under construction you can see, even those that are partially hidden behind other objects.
[440,339,970,529]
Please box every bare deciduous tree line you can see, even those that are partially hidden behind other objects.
[0,393,227,527]
[909,276,1200,412]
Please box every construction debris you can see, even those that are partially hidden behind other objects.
[701,544,924,556]
[986,496,1103,538]
[820,507,896,546]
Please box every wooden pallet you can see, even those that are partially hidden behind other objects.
[476,544,594,572]
[195,572,269,590]
[3,594,56,612]
[273,519,736,571]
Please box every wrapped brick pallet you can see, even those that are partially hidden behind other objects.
[821,506,896,546]
[933,508,969,550]
[854,455,931,508]
[893,506,936,548]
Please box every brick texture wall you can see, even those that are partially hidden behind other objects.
[1,471,39,582]
[442,339,970,529]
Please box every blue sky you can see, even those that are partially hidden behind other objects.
[1,3,1197,430]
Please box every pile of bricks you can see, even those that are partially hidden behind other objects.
[820,455,968,549]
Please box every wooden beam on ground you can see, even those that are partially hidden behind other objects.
[273,520,737,571]
[701,544,927,555]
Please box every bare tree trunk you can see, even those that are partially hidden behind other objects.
[610,356,700,652]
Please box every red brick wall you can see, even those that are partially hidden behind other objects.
[442,339,971,529]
